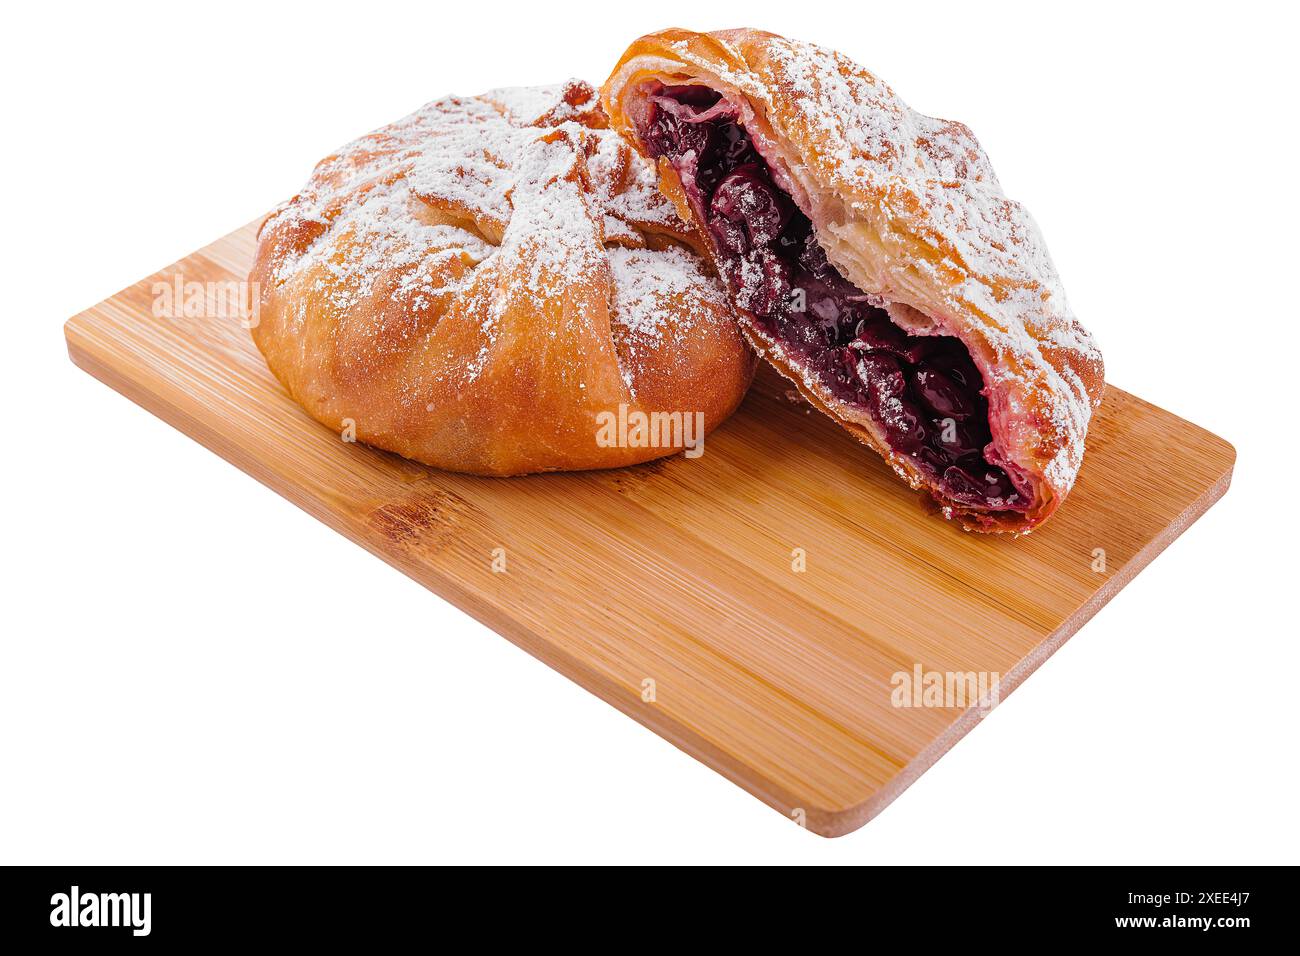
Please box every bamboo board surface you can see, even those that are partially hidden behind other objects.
[64,220,1235,836]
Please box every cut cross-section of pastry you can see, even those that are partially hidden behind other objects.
[602,30,1105,532]
[251,80,755,476]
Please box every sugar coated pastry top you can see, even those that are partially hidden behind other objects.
[251,80,755,475]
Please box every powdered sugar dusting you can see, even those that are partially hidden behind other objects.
[260,80,711,392]
[607,244,706,341]
[606,244,735,395]
[608,31,1105,518]
[753,37,1102,489]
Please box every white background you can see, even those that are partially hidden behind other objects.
[2,1,1295,864]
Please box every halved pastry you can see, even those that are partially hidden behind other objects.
[251,80,755,475]
[603,30,1104,532]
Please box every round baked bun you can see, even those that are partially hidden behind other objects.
[250,80,755,475]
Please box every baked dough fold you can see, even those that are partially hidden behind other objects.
[603,30,1104,531]
[251,80,755,475]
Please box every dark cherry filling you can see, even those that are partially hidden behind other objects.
[643,87,1024,511]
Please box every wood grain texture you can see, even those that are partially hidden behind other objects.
[64,220,1235,836]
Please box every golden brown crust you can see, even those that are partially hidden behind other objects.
[603,30,1105,532]
[250,80,755,476]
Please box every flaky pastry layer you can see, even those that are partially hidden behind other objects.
[603,29,1104,532]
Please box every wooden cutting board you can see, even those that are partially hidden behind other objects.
[64,219,1235,836]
